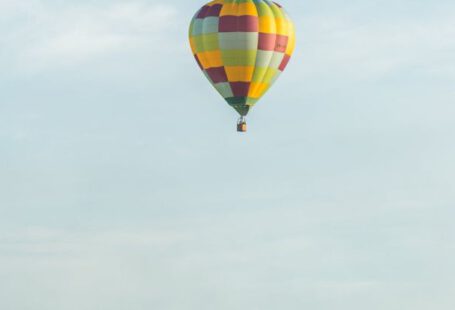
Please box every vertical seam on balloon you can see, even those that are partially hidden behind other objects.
[263,3,289,91]
[203,3,226,96]
[201,5,215,73]
[219,0,233,99]
[219,0,237,101]
[245,0,260,106]
[249,0,270,104]
[189,9,201,54]
[287,15,296,56]
[189,9,205,74]
[251,1,279,103]
[278,6,292,73]
[283,16,295,71]
[278,5,291,64]
[233,0,241,100]
[229,0,249,115]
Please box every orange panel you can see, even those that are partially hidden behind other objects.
[225,66,255,82]
[220,3,238,16]
[220,3,257,16]
[197,50,223,69]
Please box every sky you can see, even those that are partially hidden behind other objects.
[1,0,455,309]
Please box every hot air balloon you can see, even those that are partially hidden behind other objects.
[189,0,296,132]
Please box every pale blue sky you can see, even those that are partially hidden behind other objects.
[1,0,455,309]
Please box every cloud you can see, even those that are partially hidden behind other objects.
[297,13,455,80]
[1,205,454,310]
[0,227,187,257]
[0,1,178,73]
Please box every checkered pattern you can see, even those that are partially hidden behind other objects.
[189,0,296,116]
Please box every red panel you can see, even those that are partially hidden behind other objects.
[230,82,251,97]
[238,15,259,32]
[207,4,223,17]
[275,35,289,52]
[279,54,291,71]
[219,16,259,32]
[197,6,210,19]
[258,33,276,51]
[206,67,228,83]
[219,16,237,32]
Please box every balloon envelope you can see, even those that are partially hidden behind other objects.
[189,0,295,116]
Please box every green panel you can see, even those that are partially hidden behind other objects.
[263,68,279,84]
[226,97,247,105]
[252,51,283,99]
[192,19,204,36]
[252,67,278,83]
[189,19,195,37]
[255,1,274,16]
[270,70,282,85]
[269,52,285,69]
[194,33,219,53]
[251,49,274,85]
[219,32,258,51]
[234,104,250,116]
[246,97,259,107]
[252,67,266,83]
[254,50,274,67]
[221,50,257,66]
[214,82,234,98]
[225,98,250,116]
[188,8,201,37]
[202,17,219,34]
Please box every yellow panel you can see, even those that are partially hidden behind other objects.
[248,82,269,99]
[225,66,255,82]
[286,25,296,55]
[275,18,288,35]
[220,3,238,16]
[259,16,276,33]
[238,3,258,16]
[197,50,223,69]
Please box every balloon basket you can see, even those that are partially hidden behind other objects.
[237,117,247,133]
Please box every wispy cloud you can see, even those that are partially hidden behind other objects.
[0,227,187,256]
[0,1,178,73]
[1,207,453,310]
[299,13,455,80]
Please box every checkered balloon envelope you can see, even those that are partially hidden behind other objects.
[189,0,296,118]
